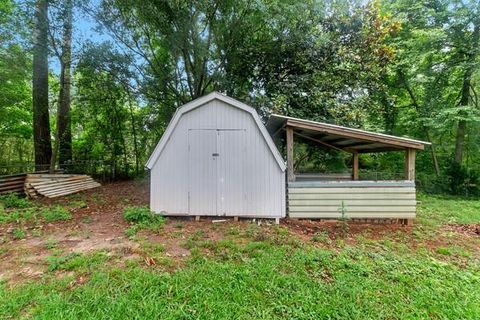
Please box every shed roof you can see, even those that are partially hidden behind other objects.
[266,114,430,153]
[146,92,286,170]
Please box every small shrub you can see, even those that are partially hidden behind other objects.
[124,206,157,223]
[123,206,165,238]
[338,201,350,236]
[12,228,26,240]
[446,162,480,196]
[312,231,332,244]
[69,200,87,209]
[125,225,139,238]
[0,193,31,209]
[42,206,72,222]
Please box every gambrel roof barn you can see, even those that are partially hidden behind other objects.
[146,92,286,219]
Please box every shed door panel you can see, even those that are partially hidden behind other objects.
[188,130,217,215]
[217,130,246,216]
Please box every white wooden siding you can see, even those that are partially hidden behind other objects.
[150,99,285,218]
[288,181,416,219]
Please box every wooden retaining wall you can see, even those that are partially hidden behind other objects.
[0,173,27,195]
[288,180,416,219]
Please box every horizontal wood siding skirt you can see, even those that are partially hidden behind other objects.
[288,193,416,200]
[288,181,416,219]
[288,180,415,188]
[289,187,415,194]
[289,211,416,219]
[288,199,417,206]
[289,206,416,212]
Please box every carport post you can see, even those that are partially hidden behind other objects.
[404,148,416,181]
[352,152,359,180]
[286,126,295,182]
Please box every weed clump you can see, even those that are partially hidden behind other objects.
[0,193,31,209]
[42,206,72,222]
[123,206,166,238]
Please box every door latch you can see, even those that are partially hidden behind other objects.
[212,153,219,157]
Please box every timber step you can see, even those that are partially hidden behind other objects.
[25,174,101,198]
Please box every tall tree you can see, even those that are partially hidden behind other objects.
[32,0,52,170]
[56,0,73,166]
[454,11,480,164]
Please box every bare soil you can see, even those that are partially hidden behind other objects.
[1,179,478,285]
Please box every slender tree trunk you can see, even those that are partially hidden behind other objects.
[33,0,52,171]
[126,95,139,175]
[57,0,73,167]
[454,19,479,164]
[398,70,440,176]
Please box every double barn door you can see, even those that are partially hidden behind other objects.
[188,129,246,216]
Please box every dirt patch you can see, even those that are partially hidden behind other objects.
[442,223,480,237]
[282,218,412,242]
[1,179,479,285]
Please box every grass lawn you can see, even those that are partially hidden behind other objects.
[0,182,479,319]
[417,193,480,225]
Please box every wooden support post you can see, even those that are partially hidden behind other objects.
[195,215,200,222]
[352,152,359,180]
[404,148,416,181]
[275,218,280,225]
[233,216,238,222]
[286,126,295,182]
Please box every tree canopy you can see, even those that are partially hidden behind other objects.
[1,0,479,194]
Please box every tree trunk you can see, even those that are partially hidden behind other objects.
[57,0,73,167]
[33,0,52,171]
[398,69,440,176]
[127,98,140,175]
[454,68,474,164]
[454,19,479,165]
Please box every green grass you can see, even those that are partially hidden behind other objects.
[1,240,479,319]
[0,195,479,319]
[123,206,166,238]
[46,251,110,272]
[0,193,31,209]
[11,228,26,240]
[0,208,38,225]
[417,193,480,225]
[41,206,72,222]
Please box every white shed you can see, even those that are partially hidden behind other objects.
[146,92,286,219]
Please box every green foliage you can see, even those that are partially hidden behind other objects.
[0,208,37,225]
[2,241,480,319]
[123,206,166,237]
[45,239,58,250]
[1,0,480,190]
[312,231,332,244]
[69,200,87,209]
[123,206,155,223]
[417,193,480,225]
[47,251,109,272]
[436,247,452,256]
[41,206,72,222]
[12,228,25,240]
[0,193,30,209]
[446,162,480,196]
[338,201,350,235]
